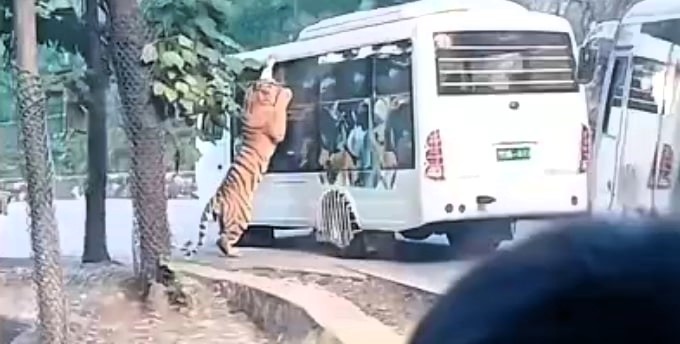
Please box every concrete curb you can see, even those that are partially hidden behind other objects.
[168,261,406,344]
[7,327,36,344]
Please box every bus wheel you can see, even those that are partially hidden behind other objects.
[446,219,513,258]
[237,226,275,247]
[400,227,432,241]
[316,190,368,259]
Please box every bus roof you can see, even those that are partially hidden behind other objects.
[622,0,680,24]
[297,0,528,40]
[233,2,571,63]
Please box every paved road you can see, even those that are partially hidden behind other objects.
[0,199,558,294]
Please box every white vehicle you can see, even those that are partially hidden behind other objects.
[196,0,592,257]
[592,0,680,217]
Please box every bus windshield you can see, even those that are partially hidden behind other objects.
[434,31,578,95]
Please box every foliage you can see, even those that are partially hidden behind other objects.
[0,41,89,177]
[1,0,86,61]
[141,0,262,137]
[226,0,415,49]
[226,0,352,48]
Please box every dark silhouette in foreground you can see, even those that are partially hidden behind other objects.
[410,220,680,344]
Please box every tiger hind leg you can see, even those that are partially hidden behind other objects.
[216,233,242,258]
[216,217,244,258]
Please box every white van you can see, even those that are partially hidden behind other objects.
[592,0,680,217]
[195,0,592,257]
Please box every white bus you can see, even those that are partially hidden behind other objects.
[195,0,592,257]
[592,0,680,217]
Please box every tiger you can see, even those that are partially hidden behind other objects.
[180,78,293,258]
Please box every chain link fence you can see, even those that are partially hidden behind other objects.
[109,11,171,292]
[15,69,69,343]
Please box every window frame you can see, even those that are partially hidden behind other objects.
[232,39,417,174]
[434,30,579,95]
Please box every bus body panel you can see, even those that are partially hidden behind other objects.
[250,173,319,228]
[421,95,588,220]
[195,119,230,203]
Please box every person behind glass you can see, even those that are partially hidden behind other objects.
[409,220,680,344]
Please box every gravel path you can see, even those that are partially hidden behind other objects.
[244,268,439,335]
[0,262,271,344]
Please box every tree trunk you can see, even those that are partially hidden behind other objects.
[109,0,170,295]
[14,0,69,342]
[82,0,111,263]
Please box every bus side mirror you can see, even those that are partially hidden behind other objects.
[197,113,225,143]
[576,46,597,84]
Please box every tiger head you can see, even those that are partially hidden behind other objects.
[244,81,293,143]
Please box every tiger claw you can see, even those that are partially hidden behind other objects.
[216,236,241,258]
[226,247,242,258]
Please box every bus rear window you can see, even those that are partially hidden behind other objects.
[434,31,578,95]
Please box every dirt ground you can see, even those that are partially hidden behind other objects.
[244,268,439,335]
[0,263,272,344]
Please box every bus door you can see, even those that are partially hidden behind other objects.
[195,115,230,202]
[594,49,633,212]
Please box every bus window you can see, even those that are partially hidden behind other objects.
[601,56,628,135]
[374,40,415,170]
[434,31,578,95]
[628,57,664,114]
[317,48,373,180]
[268,57,322,173]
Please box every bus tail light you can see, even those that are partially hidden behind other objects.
[425,129,445,181]
[647,144,674,190]
[578,124,590,173]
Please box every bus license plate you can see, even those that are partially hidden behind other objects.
[496,147,531,161]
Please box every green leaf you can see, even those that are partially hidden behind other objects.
[177,34,194,48]
[152,81,167,96]
[194,15,243,51]
[183,74,198,86]
[164,87,178,102]
[208,0,232,16]
[141,44,159,64]
[179,99,195,114]
[167,70,178,80]
[194,15,220,39]
[180,49,199,66]
[195,43,219,64]
[183,90,199,101]
[160,51,185,69]
[175,81,190,94]
[222,56,244,74]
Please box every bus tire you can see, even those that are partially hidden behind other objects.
[335,232,369,259]
[237,226,276,247]
[445,219,513,257]
[316,189,368,259]
[400,227,432,241]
